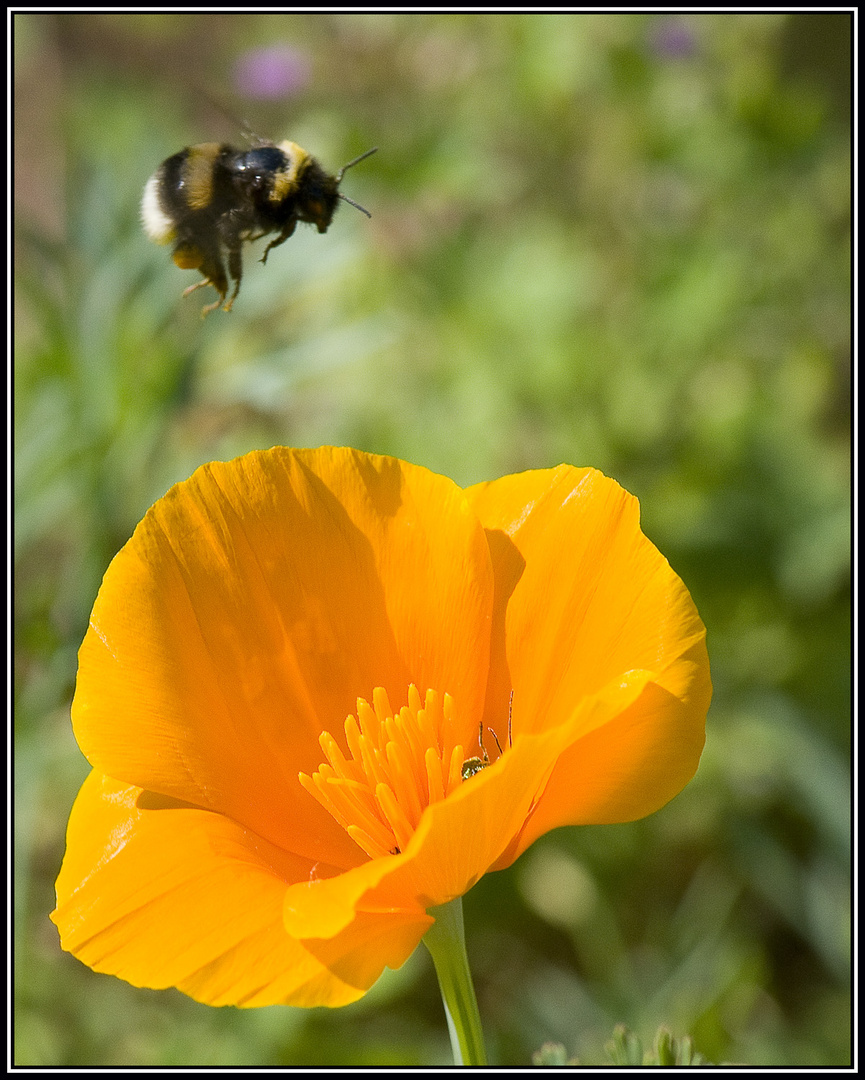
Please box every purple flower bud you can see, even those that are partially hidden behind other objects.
[649,18,698,60]
[233,43,311,100]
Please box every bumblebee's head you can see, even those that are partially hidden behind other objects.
[272,141,377,232]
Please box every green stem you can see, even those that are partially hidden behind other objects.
[422,896,488,1066]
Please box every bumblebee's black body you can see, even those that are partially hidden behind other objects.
[142,140,375,316]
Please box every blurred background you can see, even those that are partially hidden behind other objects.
[13,11,851,1067]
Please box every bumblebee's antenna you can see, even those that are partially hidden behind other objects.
[338,193,373,218]
[336,146,378,183]
[336,146,378,217]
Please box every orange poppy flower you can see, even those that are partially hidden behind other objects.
[52,447,711,1008]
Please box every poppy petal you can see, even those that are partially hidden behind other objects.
[467,465,709,796]
[492,675,707,868]
[71,448,495,869]
[51,771,373,1007]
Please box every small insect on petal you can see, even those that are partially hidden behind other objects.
[460,695,513,782]
[460,755,488,781]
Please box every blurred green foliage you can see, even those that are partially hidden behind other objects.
[13,11,850,1068]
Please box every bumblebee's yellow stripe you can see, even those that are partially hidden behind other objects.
[271,140,310,202]
[183,143,222,211]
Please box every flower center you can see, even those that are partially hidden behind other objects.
[299,685,479,859]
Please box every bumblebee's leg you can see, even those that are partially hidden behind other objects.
[261,218,297,264]
[222,248,243,312]
[174,243,228,317]
[188,267,229,317]
[196,290,227,318]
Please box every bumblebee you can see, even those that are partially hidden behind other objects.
[141,139,377,316]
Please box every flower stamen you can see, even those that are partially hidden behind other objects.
[300,685,468,860]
